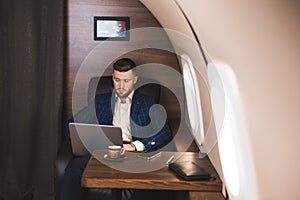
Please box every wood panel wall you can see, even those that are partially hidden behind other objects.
[65,0,185,139]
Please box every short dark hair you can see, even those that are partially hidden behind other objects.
[113,58,136,72]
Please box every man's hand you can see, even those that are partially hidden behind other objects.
[123,143,136,151]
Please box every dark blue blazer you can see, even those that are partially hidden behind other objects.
[70,91,172,151]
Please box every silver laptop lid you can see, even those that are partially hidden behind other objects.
[69,123,123,156]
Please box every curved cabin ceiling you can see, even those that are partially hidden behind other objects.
[141,0,300,199]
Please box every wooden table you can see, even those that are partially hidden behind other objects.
[82,150,223,193]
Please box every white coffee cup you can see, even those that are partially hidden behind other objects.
[107,145,125,159]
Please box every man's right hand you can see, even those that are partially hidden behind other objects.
[123,143,136,151]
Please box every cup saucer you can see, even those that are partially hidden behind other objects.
[103,154,127,161]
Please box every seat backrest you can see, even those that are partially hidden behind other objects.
[87,76,161,104]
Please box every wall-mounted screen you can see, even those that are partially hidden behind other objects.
[94,16,130,41]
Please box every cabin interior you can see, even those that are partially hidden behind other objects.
[1,0,300,200]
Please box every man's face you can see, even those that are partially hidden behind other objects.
[112,69,138,99]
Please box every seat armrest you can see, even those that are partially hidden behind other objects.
[55,140,73,178]
[55,140,74,199]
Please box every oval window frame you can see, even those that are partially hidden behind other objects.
[181,54,205,146]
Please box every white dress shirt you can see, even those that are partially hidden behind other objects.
[112,90,144,151]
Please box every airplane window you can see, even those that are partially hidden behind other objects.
[207,62,240,198]
[181,54,205,146]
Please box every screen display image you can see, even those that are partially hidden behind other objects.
[97,20,126,37]
[94,17,130,41]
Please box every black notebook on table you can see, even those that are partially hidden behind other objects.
[168,161,212,181]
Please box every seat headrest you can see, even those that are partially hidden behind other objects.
[88,76,161,104]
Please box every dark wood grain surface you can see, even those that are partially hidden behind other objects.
[82,151,222,192]
[65,0,183,142]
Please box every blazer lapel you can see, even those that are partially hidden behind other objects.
[130,92,141,121]
[96,93,114,125]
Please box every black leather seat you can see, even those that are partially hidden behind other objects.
[55,76,162,200]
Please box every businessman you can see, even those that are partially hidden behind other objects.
[61,58,172,200]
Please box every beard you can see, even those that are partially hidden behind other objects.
[115,88,133,99]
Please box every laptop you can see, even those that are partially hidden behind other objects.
[69,123,123,156]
